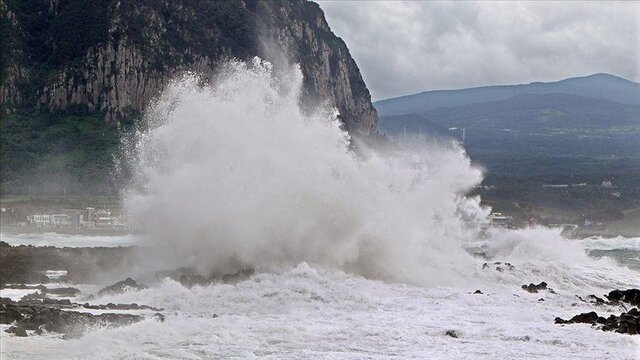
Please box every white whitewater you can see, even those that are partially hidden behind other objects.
[123,58,489,286]
[1,58,639,359]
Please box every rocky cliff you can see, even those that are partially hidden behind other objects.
[0,0,378,134]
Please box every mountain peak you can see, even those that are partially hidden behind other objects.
[559,73,639,86]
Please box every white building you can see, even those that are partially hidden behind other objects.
[51,214,71,227]
[29,214,51,227]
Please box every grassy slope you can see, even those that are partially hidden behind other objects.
[0,110,121,195]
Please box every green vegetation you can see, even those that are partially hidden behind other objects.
[0,109,120,195]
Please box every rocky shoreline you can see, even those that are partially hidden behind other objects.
[481,260,639,335]
[1,278,163,338]
[555,289,640,335]
[0,241,149,284]
[1,242,638,341]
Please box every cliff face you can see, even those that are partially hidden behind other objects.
[0,0,378,134]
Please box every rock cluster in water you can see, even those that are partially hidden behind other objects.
[1,279,163,338]
[155,267,255,287]
[481,261,515,272]
[1,297,145,338]
[97,277,147,296]
[555,288,640,335]
[521,282,556,294]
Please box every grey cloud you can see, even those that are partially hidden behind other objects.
[318,1,640,100]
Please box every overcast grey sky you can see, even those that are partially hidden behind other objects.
[318,1,640,101]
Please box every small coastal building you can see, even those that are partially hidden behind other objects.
[51,214,72,227]
[28,214,51,227]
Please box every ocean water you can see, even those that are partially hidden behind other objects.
[0,232,138,248]
[2,59,639,358]
[1,249,639,359]
[581,236,640,271]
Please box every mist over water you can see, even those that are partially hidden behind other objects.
[122,58,489,285]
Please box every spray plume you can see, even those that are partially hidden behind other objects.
[123,58,493,286]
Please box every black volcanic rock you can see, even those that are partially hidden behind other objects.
[44,287,81,297]
[606,289,640,306]
[556,307,640,335]
[6,325,28,337]
[0,243,145,285]
[555,311,599,324]
[156,267,255,287]
[445,330,460,338]
[0,301,24,324]
[1,296,159,337]
[521,282,548,293]
[97,278,147,296]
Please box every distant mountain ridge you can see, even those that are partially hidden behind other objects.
[420,92,640,130]
[375,73,640,117]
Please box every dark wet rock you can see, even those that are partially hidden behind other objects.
[482,262,514,272]
[555,311,599,324]
[0,242,149,285]
[17,295,74,307]
[575,294,607,305]
[0,302,24,324]
[5,325,28,337]
[445,330,460,338]
[474,290,483,294]
[556,307,639,335]
[1,296,160,337]
[157,267,255,287]
[17,305,142,337]
[44,287,81,297]
[222,269,256,284]
[98,278,147,296]
[153,313,165,322]
[42,298,73,306]
[588,295,606,304]
[606,289,640,307]
[20,291,48,302]
[538,298,545,302]
[522,282,549,293]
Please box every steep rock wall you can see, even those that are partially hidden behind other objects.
[0,0,378,134]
